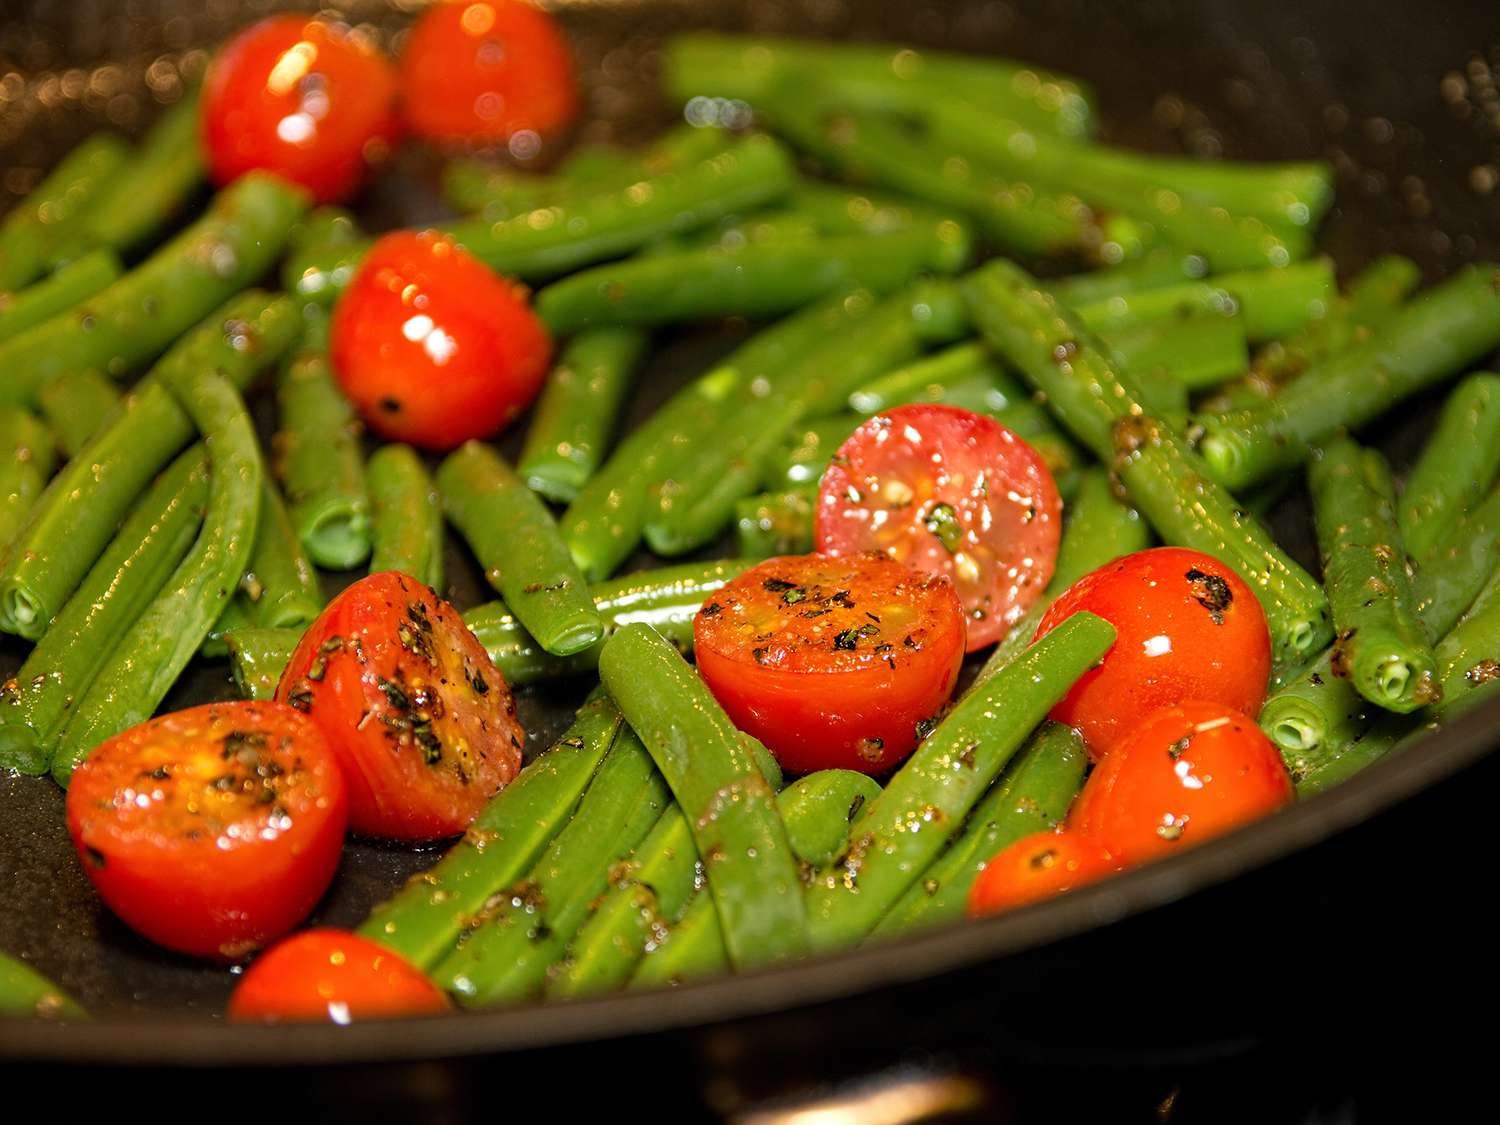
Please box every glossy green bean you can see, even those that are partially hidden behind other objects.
[761,414,866,491]
[225,626,301,702]
[779,770,884,868]
[0,250,121,344]
[281,210,368,303]
[0,950,86,1020]
[0,408,55,552]
[848,341,1012,415]
[789,182,968,240]
[241,478,322,631]
[1105,314,1250,392]
[367,444,445,590]
[35,368,122,457]
[79,94,206,256]
[0,134,130,292]
[1397,373,1500,559]
[735,488,817,559]
[1047,249,1209,308]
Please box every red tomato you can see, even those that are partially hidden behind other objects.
[816,404,1061,652]
[399,1,580,145]
[330,230,552,450]
[693,552,966,774]
[966,830,1119,917]
[1034,547,1271,758]
[1068,701,1294,865]
[229,929,449,1023]
[65,702,346,961]
[200,14,400,204]
[277,572,524,841]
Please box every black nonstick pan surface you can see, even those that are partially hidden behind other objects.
[3,0,1499,1115]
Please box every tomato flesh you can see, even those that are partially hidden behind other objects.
[694,552,966,774]
[277,572,524,841]
[330,230,552,451]
[817,403,1061,651]
[966,830,1119,917]
[1068,701,1294,865]
[65,702,346,961]
[229,929,449,1023]
[1035,547,1272,759]
[200,14,400,203]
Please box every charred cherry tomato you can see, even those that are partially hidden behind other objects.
[399,0,580,145]
[65,701,346,961]
[693,552,966,774]
[200,14,400,203]
[1034,547,1271,758]
[277,571,524,841]
[1068,700,1294,865]
[966,830,1119,917]
[330,230,552,451]
[229,929,449,1023]
[817,404,1061,652]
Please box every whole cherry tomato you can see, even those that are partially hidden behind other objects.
[694,552,966,774]
[399,0,580,145]
[1068,700,1294,865]
[330,230,552,450]
[817,404,1061,652]
[200,14,400,203]
[65,701,346,961]
[229,929,449,1023]
[1034,547,1271,758]
[966,830,1119,917]
[277,572,524,841]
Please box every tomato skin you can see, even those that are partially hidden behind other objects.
[693,553,965,774]
[65,702,346,962]
[200,14,400,204]
[817,404,1061,652]
[399,0,580,145]
[229,929,449,1023]
[966,830,1119,917]
[277,572,524,841]
[1034,547,1271,758]
[330,230,552,451]
[1068,701,1294,865]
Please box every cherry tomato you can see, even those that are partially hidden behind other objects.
[330,230,552,451]
[966,830,1119,917]
[816,404,1061,652]
[65,702,346,961]
[229,929,449,1023]
[277,571,524,841]
[1068,700,1294,865]
[399,1,580,145]
[1034,547,1271,758]
[693,552,966,774]
[200,14,400,204]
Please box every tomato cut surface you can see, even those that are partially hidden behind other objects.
[330,230,552,451]
[816,403,1061,651]
[200,14,400,203]
[229,929,449,1023]
[966,830,1119,917]
[277,572,524,841]
[1034,547,1272,758]
[693,552,965,774]
[65,701,346,961]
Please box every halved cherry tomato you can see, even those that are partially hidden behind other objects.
[1034,547,1271,758]
[816,404,1061,652]
[693,552,966,774]
[65,701,346,961]
[277,572,524,841]
[1068,700,1294,865]
[330,230,552,451]
[200,14,400,204]
[966,830,1119,917]
[399,0,580,145]
[229,929,449,1023]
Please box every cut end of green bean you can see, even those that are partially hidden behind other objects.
[2,591,45,641]
[303,512,372,571]
[1268,715,1320,754]
[542,610,609,657]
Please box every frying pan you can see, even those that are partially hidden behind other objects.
[3,0,1499,1115]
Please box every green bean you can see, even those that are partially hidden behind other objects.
[518,327,648,504]
[0,949,86,1020]
[1105,315,1250,392]
[436,728,670,1005]
[367,444,445,590]
[241,478,322,631]
[874,722,1087,934]
[225,626,301,702]
[789,182,967,240]
[0,134,130,292]
[79,94,206,256]
[599,623,807,967]
[761,414,866,491]
[803,611,1115,949]
[35,368,122,457]
[1397,373,1500,559]
[199,597,251,661]
[439,442,603,657]
[0,250,121,344]
[1047,250,1209,308]
[359,691,624,970]
[677,209,822,252]
[735,488,817,559]
[281,211,369,303]
[274,314,371,570]
[1194,265,1500,491]
[0,172,308,408]
[1,408,56,553]
[848,341,1012,415]
[0,447,207,773]
[0,291,297,639]
[779,770,884,868]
